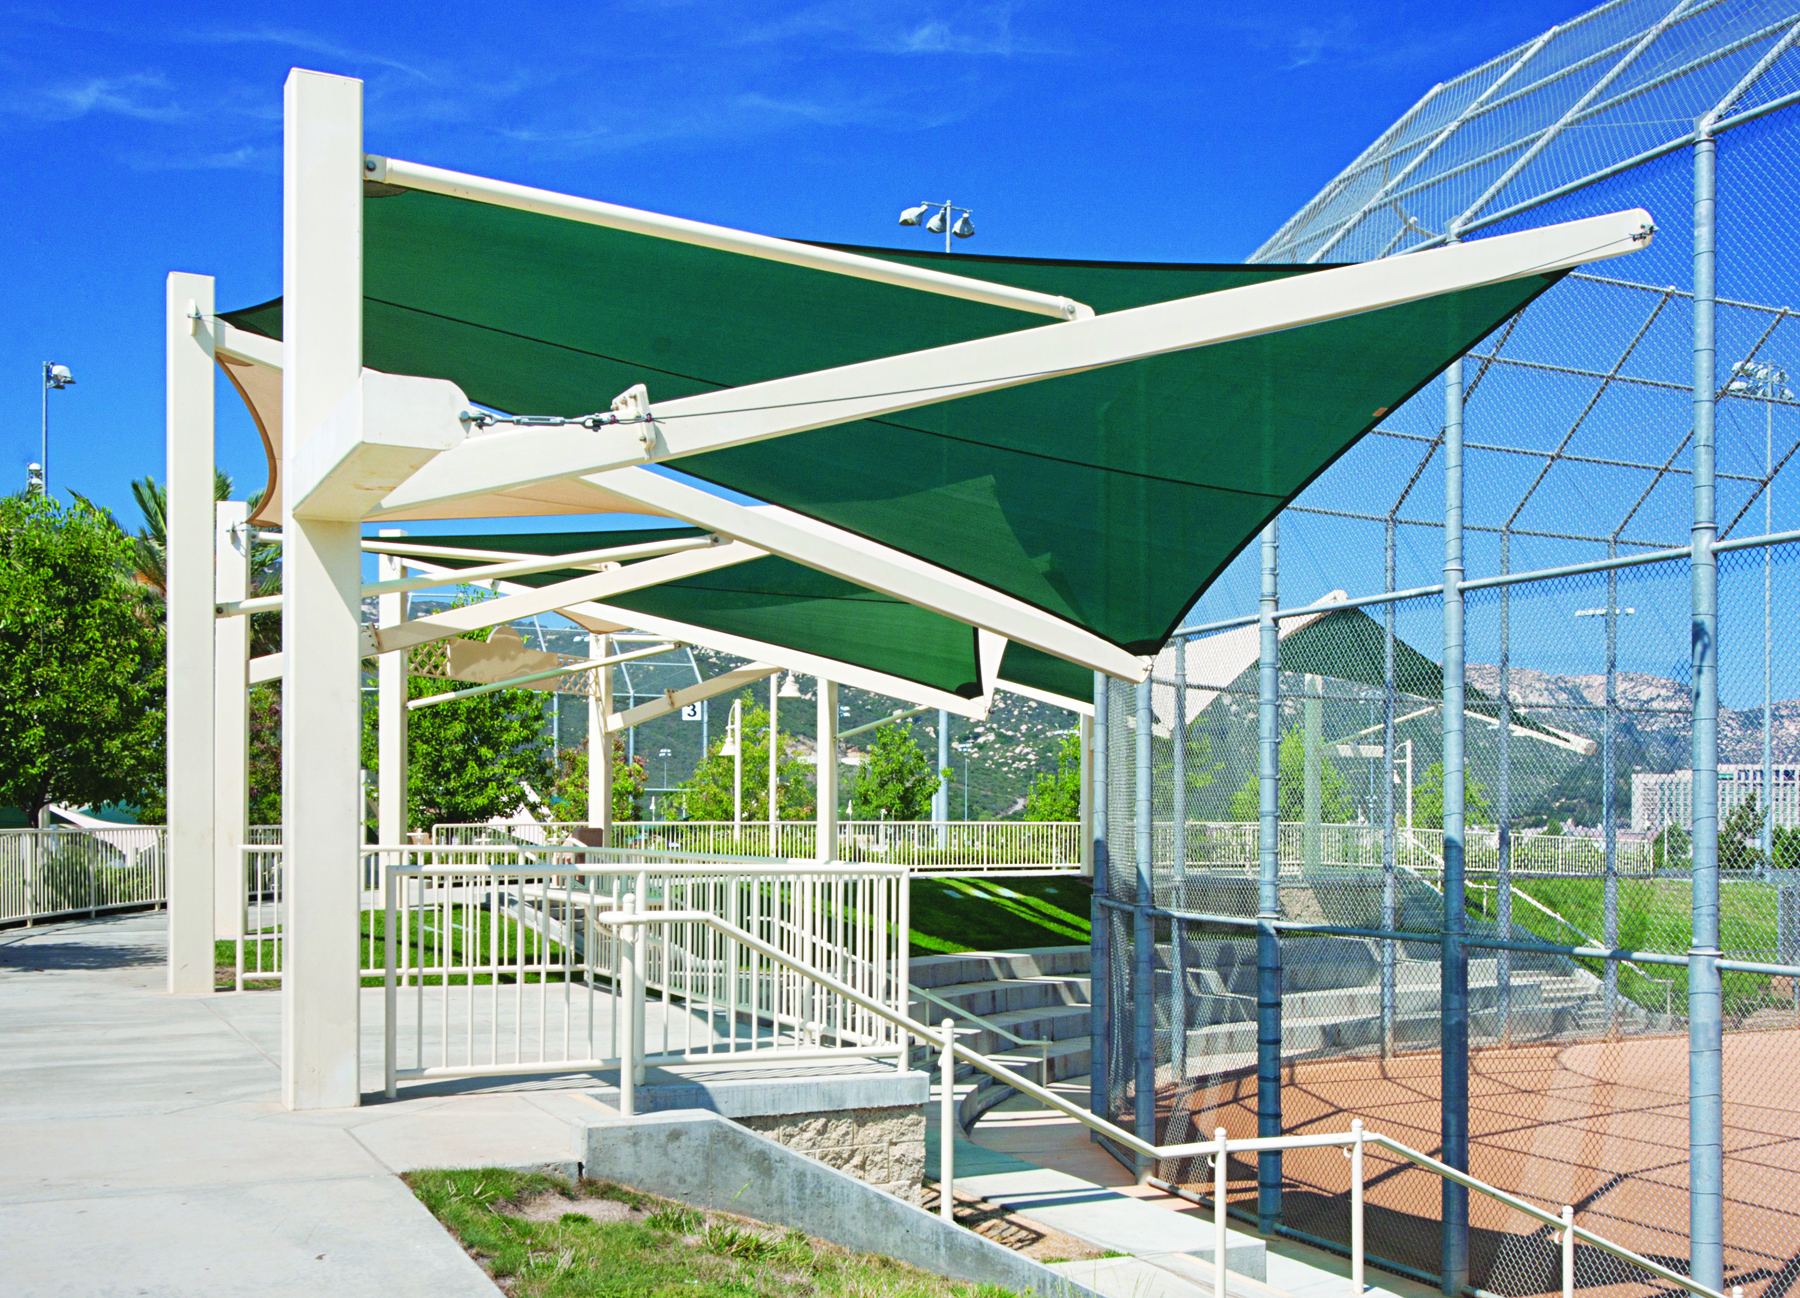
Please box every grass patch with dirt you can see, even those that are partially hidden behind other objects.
[908,877,1090,955]
[407,1167,1025,1298]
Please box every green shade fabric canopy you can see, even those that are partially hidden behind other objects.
[223,185,1566,674]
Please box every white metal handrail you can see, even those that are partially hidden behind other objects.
[592,904,1725,1298]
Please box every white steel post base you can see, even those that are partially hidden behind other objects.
[167,271,217,994]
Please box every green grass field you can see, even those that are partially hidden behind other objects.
[215,875,1095,987]
[407,1168,1022,1298]
[1470,875,1792,1019]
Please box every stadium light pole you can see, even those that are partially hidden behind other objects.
[1727,359,1791,867]
[41,361,74,495]
[897,201,975,253]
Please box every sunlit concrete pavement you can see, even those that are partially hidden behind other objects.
[0,913,609,1298]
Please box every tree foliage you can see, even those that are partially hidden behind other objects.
[0,494,165,824]
[1025,733,1081,821]
[1413,760,1494,828]
[1227,729,1356,823]
[548,738,648,823]
[247,684,282,826]
[848,723,946,821]
[124,472,282,656]
[677,703,815,821]
[361,673,555,832]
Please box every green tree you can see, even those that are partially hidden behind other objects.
[361,675,555,832]
[1413,761,1494,828]
[547,738,648,823]
[1720,793,1767,872]
[123,472,283,657]
[1024,733,1081,821]
[677,703,815,821]
[848,723,946,820]
[0,494,165,825]
[247,684,282,825]
[1227,730,1356,822]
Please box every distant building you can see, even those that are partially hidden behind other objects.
[1632,765,1800,834]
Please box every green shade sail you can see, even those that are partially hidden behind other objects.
[224,185,1565,671]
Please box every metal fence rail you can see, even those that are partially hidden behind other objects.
[431,819,1086,874]
[0,827,167,926]
[375,849,908,1087]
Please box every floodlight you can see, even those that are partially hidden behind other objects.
[898,204,930,226]
[926,208,947,235]
[45,364,73,389]
[779,672,803,698]
[951,213,975,239]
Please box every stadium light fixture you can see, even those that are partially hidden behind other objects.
[898,200,975,253]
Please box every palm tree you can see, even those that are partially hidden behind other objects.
[129,471,281,655]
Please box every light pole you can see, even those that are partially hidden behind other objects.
[898,201,975,253]
[658,748,671,789]
[1728,359,1792,866]
[40,362,74,496]
[1577,601,1636,1037]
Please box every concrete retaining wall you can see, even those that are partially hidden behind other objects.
[577,1110,1096,1298]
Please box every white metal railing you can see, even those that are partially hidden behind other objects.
[1165,821,1660,878]
[431,820,1085,874]
[570,900,1722,1298]
[379,848,908,1089]
[0,827,166,926]
[234,843,285,989]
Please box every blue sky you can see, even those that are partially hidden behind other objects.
[0,0,1586,525]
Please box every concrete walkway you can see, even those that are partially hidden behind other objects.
[0,914,605,1298]
[933,1084,1444,1298]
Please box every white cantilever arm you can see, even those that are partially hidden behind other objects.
[582,467,1147,682]
[369,541,762,655]
[377,208,1653,516]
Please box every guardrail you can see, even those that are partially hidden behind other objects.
[586,902,1723,1298]
[432,820,1086,874]
[0,827,166,926]
[380,849,908,1088]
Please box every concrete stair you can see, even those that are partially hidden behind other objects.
[909,947,1092,1132]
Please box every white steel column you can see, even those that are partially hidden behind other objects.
[816,680,838,862]
[1079,712,1095,877]
[166,271,216,995]
[281,68,366,1110]
[377,530,408,847]
[213,501,250,942]
[589,632,612,840]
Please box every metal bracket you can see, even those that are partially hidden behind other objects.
[611,383,656,459]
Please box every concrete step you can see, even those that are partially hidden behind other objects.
[913,975,1092,1019]
[910,946,1091,989]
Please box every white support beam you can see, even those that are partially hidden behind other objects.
[839,706,933,740]
[589,632,612,842]
[561,597,991,721]
[995,678,1095,717]
[1078,711,1094,878]
[408,643,673,710]
[377,531,409,848]
[166,270,216,995]
[584,467,1147,681]
[371,542,763,656]
[289,368,467,521]
[817,679,838,864]
[281,67,366,1111]
[378,208,1655,518]
[213,535,721,618]
[370,155,1090,323]
[214,501,250,944]
[249,653,283,686]
[605,662,781,733]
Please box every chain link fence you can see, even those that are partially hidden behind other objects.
[1099,43,1800,1291]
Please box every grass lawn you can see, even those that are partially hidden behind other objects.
[406,1167,1021,1298]
[907,876,1090,955]
[1471,875,1791,1019]
[215,875,1095,986]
